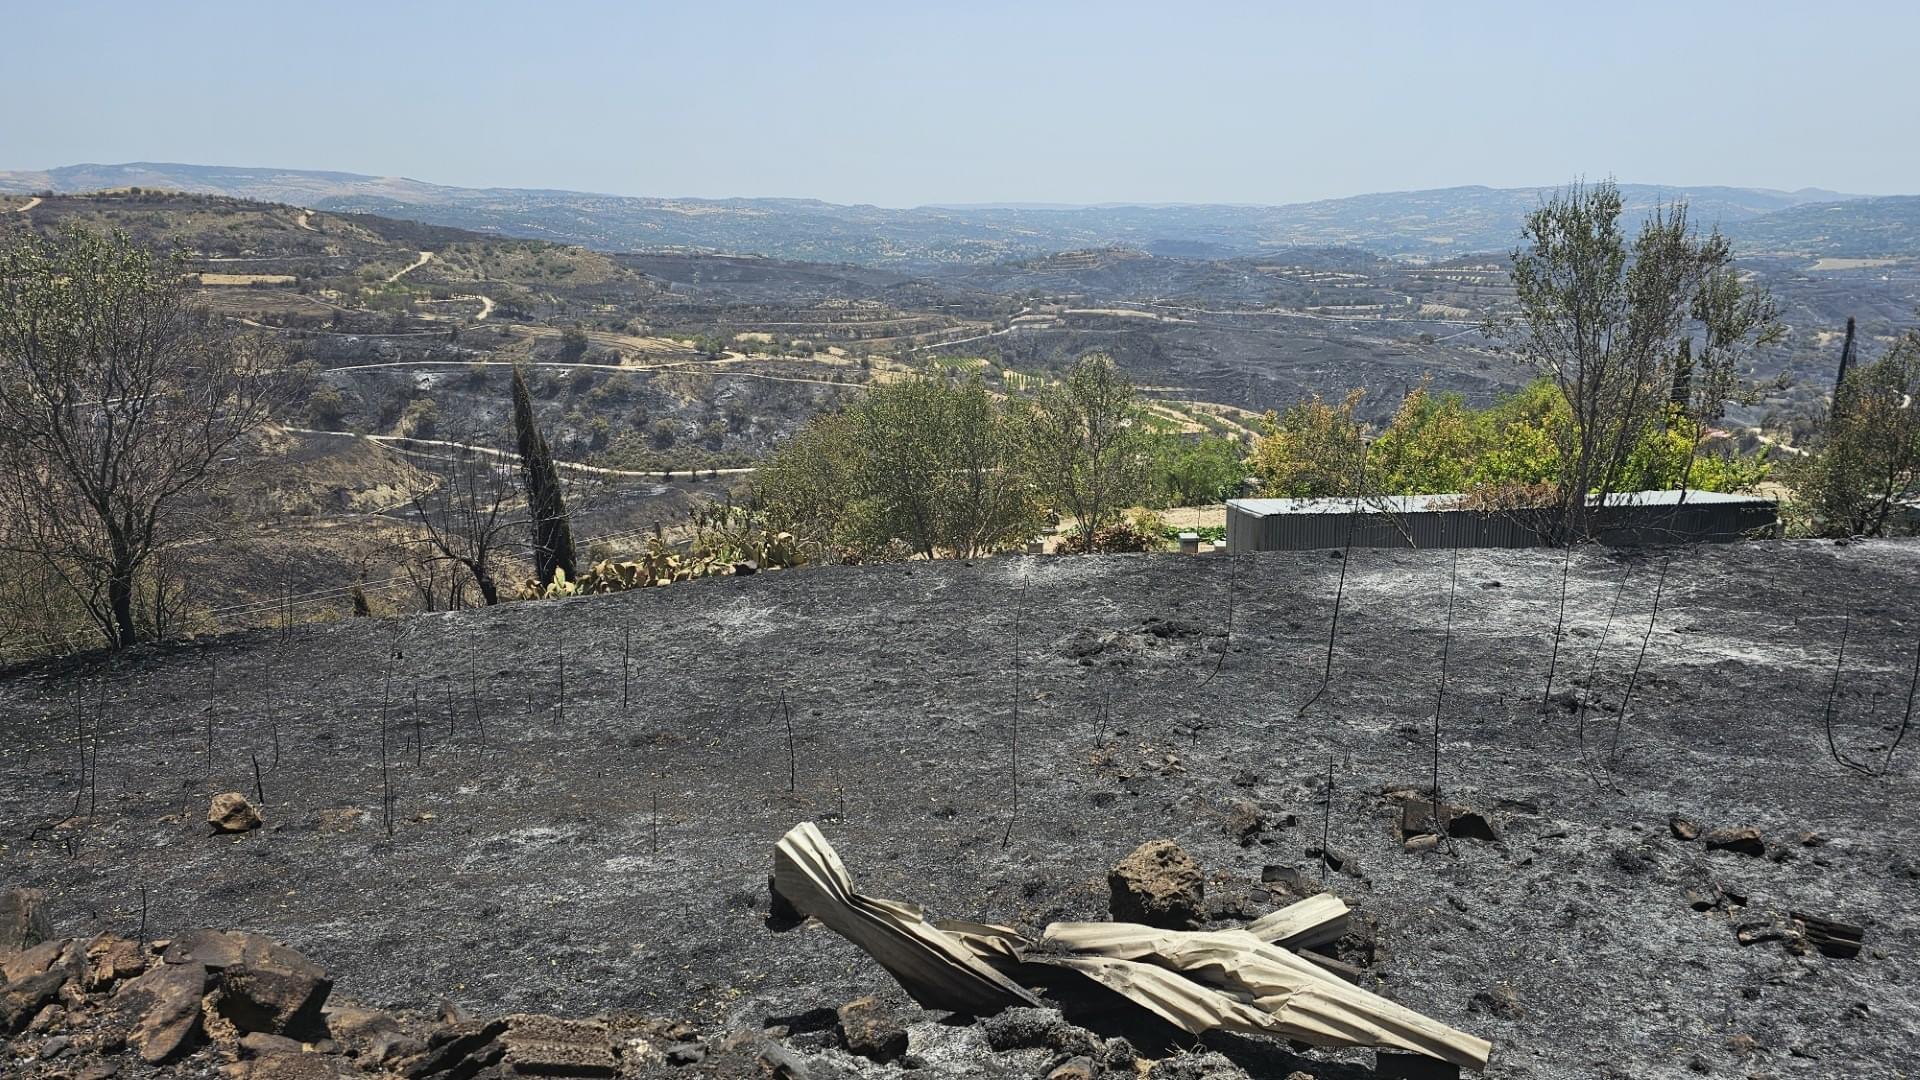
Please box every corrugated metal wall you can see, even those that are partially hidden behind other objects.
[1228,495,1778,552]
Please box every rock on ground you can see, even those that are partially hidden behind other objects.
[836,995,908,1063]
[0,887,54,956]
[208,792,263,833]
[1108,840,1204,928]
[116,960,212,1064]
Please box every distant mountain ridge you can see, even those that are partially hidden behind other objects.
[0,162,1900,264]
[1727,195,1920,258]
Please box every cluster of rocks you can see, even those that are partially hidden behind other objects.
[1,896,383,1079]
[0,888,787,1080]
[1666,816,1869,962]
[1383,789,1499,851]
[4,877,1314,1080]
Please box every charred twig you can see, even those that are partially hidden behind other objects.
[1540,541,1575,713]
[1607,554,1671,779]
[380,738,394,839]
[88,720,100,822]
[250,750,265,807]
[1295,454,1366,721]
[200,659,220,783]
[266,674,281,769]
[378,651,397,837]
[1433,547,1459,845]
[1822,616,1874,776]
[779,688,797,794]
[467,631,480,734]
[1574,561,1633,785]
[475,675,491,754]
[378,661,394,762]
[413,687,423,766]
[74,685,85,789]
[1319,757,1334,883]
[1294,544,1352,723]
[1003,576,1030,850]
[1883,634,1919,775]
[621,619,632,712]
[70,686,87,819]
[1101,668,1124,751]
[1201,547,1237,687]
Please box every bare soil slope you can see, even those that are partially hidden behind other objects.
[2,541,1917,1079]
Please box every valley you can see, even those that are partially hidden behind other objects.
[3,183,1914,654]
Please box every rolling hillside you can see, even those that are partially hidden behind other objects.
[2,162,1894,264]
[1728,195,1920,257]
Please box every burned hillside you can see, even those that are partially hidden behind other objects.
[1,541,1916,1079]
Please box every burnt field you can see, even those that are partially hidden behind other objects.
[2,541,1917,1078]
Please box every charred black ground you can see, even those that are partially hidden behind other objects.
[3,541,1917,1079]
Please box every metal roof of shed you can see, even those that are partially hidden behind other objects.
[1230,489,1773,517]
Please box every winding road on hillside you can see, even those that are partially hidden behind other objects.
[287,427,756,477]
[315,356,889,392]
[7,197,40,214]
[385,250,434,283]
[913,300,1485,358]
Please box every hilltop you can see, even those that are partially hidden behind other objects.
[1,163,1898,264]
[1,540,1916,1078]
[1729,196,1920,258]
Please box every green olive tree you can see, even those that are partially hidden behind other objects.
[1496,180,1779,540]
[1026,354,1149,550]
[1790,331,1920,536]
[757,372,1039,560]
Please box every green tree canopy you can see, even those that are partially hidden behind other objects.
[1789,332,1920,537]
[1026,354,1150,550]
[1495,179,1779,539]
[1247,378,1769,501]
[756,372,1041,560]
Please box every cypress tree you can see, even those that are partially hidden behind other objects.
[1833,316,1858,419]
[1669,337,1693,408]
[511,364,576,586]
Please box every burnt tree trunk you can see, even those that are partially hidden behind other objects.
[108,569,138,649]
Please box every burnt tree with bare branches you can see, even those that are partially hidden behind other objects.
[0,227,285,646]
[409,438,521,606]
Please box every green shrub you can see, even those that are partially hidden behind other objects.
[1085,518,1162,553]
[1148,433,1245,505]
[1250,378,1770,500]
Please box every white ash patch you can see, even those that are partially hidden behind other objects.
[709,597,785,643]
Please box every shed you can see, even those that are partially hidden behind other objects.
[1226,489,1779,552]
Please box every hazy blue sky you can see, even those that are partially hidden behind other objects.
[6,1,1916,206]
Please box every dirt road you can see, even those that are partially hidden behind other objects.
[7,196,40,214]
[385,250,434,283]
[317,356,886,393]
[289,427,756,478]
